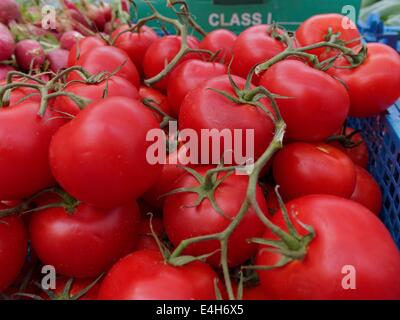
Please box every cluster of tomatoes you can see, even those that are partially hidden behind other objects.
[1,6,400,301]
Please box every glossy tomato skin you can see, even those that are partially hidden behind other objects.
[0,215,27,292]
[0,102,66,200]
[139,85,172,121]
[179,75,275,165]
[143,35,200,92]
[98,250,219,300]
[260,60,350,142]
[112,25,159,75]
[231,25,286,82]
[30,202,140,278]
[54,76,140,116]
[67,36,105,67]
[49,97,162,208]
[163,167,268,268]
[68,46,140,88]
[296,14,361,59]
[199,29,237,65]
[256,195,400,300]
[273,143,356,201]
[167,59,227,117]
[328,127,369,168]
[350,165,382,215]
[328,43,400,117]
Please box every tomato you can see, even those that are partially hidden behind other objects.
[68,46,140,88]
[296,14,361,59]
[328,127,369,168]
[231,25,286,82]
[163,166,268,268]
[273,143,356,201]
[256,195,400,299]
[112,25,159,75]
[198,29,237,65]
[49,97,162,208]
[30,201,140,278]
[139,85,172,122]
[67,36,105,67]
[0,102,66,200]
[179,75,275,165]
[40,277,100,300]
[143,35,201,92]
[260,60,350,141]
[0,214,27,292]
[230,282,271,300]
[134,216,164,251]
[98,250,219,300]
[54,76,140,116]
[143,146,188,209]
[328,43,400,117]
[350,165,382,215]
[167,59,227,117]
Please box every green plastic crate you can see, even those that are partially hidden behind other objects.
[132,0,361,34]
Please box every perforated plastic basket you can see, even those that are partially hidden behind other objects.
[349,101,400,248]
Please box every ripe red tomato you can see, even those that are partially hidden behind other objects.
[179,75,275,165]
[138,85,172,121]
[30,202,140,278]
[112,25,159,75]
[296,14,361,59]
[68,46,140,88]
[199,29,237,65]
[0,215,27,292]
[256,195,400,299]
[260,60,350,142]
[134,216,164,251]
[98,250,219,300]
[230,282,271,300]
[0,102,66,200]
[143,35,200,91]
[67,36,105,67]
[0,79,41,106]
[273,143,356,201]
[328,127,369,168]
[231,25,286,82]
[54,76,140,116]
[167,59,227,117]
[49,97,162,208]
[328,43,400,117]
[143,146,188,209]
[350,165,382,215]
[163,166,268,268]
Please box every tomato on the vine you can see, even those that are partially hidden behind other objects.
[112,25,159,75]
[49,97,162,208]
[67,36,106,67]
[30,201,140,278]
[199,29,237,65]
[260,60,350,142]
[163,166,268,268]
[272,143,356,201]
[98,250,219,300]
[328,43,400,117]
[256,195,400,299]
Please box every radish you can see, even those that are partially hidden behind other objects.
[47,49,69,73]
[15,39,45,71]
[0,0,20,25]
[0,23,15,61]
[0,65,15,80]
[60,31,84,50]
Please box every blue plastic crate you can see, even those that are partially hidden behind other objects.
[358,13,400,52]
[349,101,400,248]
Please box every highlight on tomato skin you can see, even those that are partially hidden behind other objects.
[0,2,399,302]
